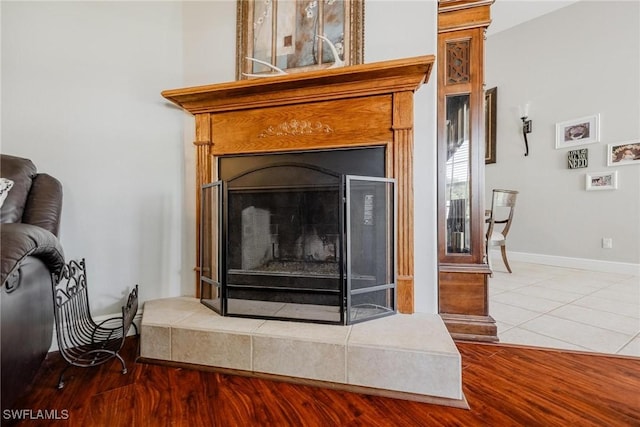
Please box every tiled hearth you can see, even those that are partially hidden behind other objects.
[140,297,464,406]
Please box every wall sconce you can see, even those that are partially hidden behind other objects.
[520,103,532,156]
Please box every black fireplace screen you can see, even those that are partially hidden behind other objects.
[200,151,396,325]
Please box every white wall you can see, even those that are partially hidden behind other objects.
[365,0,439,312]
[485,0,640,268]
[1,2,184,315]
[2,1,439,316]
[178,1,238,296]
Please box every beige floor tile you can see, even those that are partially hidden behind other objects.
[531,278,603,295]
[616,335,640,357]
[253,335,347,383]
[497,261,578,278]
[488,277,530,292]
[569,270,635,284]
[547,304,640,335]
[347,345,461,399]
[348,313,457,353]
[490,270,549,285]
[172,327,253,370]
[614,276,640,288]
[175,306,265,333]
[254,320,350,344]
[535,276,612,293]
[499,326,589,352]
[274,303,341,323]
[490,301,542,326]
[226,299,286,317]
[588,286,640,304]
[142,297,202,326]
[491,291,565,313]
[519,315,633,354]
[140,325,171,360]
[508,285,584,303]
[572,295,640,318]
[495,320,516,334]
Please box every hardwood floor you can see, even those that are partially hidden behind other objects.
[6,337,640,426]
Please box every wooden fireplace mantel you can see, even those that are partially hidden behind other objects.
[162,55,435,313]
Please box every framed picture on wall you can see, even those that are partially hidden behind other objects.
[485,87,497,164]
[585,170,617,191]
[607,141,640,166]
[567,148,588,169]
[555,114,600,149]
[235,0,364,79]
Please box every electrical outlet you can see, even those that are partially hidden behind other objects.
[602,238,613,249]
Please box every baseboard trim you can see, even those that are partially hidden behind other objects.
[490,250,640,276]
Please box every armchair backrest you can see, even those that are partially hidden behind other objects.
[0,155,63,236]
[0,155,36,224]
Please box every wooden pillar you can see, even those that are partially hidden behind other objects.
[392,91,415,313]
[193,113,213,297]
[437,0,497,341]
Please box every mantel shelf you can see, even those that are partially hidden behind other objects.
[162,55,434,115]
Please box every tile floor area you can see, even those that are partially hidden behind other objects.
[489,259,639,356]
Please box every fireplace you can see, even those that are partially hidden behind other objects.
[200,147,396,324]
[161,55,435,319]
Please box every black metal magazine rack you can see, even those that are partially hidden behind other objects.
[52,259,138,389]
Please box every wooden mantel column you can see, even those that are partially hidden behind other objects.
[162,56,434,312]
[193,113,213,286]
[392,91,415,312]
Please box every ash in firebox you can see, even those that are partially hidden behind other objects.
[251,260,339,276]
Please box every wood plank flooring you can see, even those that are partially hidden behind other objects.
[5,337,640,426]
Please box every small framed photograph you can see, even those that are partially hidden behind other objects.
[607,141,640,166]
[585,170,617,191]
[555,114,600,149]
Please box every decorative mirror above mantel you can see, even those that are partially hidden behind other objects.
[235,0,364,79]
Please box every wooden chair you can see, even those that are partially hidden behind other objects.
[485,189,518,273]
[52,259,138,389]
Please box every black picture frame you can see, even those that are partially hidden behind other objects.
[485,87,497,164]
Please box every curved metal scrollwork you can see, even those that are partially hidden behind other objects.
[51,258,139,389]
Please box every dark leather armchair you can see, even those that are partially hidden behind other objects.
[1,154,65,411]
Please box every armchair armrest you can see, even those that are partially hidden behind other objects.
[22,174,63,237]
[1,223,65,287]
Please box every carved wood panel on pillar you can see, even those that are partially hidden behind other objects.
[163,56,434,313]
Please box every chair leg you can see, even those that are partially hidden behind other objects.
[500,245,512,273]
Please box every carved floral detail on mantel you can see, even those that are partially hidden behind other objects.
[258,119,334,138]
